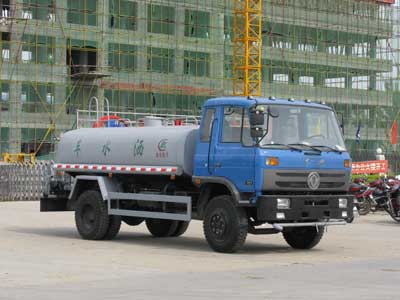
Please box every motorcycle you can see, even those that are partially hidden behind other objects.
[350,179,373,216]
[350,177,400,223]
[368,178,400,223]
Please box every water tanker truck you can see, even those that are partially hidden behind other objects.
[41,97,354,253]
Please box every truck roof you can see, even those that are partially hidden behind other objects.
[204,97,332,110]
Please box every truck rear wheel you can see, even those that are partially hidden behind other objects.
[146,219,179,237]
[203,195,248,253]
[171,221,190,237]
[103,216,122,240]
[75,190,110,240]
[283,226,324,249]
[122,216,144,226]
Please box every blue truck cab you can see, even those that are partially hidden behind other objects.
[193,97,353,252]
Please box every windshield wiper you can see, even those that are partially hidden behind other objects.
[310,145,344,153]
[260,143,302,152]
[288,143,322,152]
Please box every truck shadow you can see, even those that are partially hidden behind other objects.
[373,220,400,226]
[115,232,292,254]
[8,226,296,254]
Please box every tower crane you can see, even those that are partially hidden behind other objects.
[233,0,262,97]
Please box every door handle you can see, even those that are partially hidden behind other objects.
[215,162,222,168]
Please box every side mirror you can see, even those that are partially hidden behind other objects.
[249,110,264,126]
[250,127,264,138]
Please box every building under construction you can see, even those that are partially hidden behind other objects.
[0,0,399,162]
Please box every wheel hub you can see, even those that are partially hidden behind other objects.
[210,214,227,238]
[82,205,96,230]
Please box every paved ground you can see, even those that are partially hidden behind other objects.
[0,201,399,300]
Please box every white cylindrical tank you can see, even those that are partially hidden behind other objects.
[56,126,199,175]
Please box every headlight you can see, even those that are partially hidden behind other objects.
[277,198,291,209]
[338,198,348,208]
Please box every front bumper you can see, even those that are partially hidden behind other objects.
[256,194,354,222]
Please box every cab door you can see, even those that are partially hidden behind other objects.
[193,107,217,176]
[213,106,255,192]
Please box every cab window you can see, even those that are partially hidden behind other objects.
[222,106,253,146]
[200,108,215,142]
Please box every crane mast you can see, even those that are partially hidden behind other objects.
[233,0,262,97]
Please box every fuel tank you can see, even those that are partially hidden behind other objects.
[56,126,199,176]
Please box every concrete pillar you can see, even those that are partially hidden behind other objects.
[136,2,147,72]
[317,31,326,53]
[345,75,352,89]
[345,44,352,57]
[291,37,298,51]
[289,70,299,85]
[8,82,21,153]
[56,0,67,24]
[369,72,376,91]
[369,38,377,90]
[264,67,273,83]
[96,0,109,111]
[210,12,224,87]
[7,0,22,153]
[175,6,185,76]
[315,72,325,87]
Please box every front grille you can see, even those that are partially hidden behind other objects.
[263,169,350,192]
[276,181,345,189]
[277,172,344,178]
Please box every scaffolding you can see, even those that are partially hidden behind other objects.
[0,0,399,168]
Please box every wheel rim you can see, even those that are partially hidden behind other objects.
[358,199,371,215]
[210,213,227,239]
[81,204,96,231]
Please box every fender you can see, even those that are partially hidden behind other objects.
[192,175,252,204]
[69,175,120,202]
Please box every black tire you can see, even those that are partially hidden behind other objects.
[385,195,400,223]
[75,190,110,240]
[104,216,122,240]
[385,209,400,223]
[283,226,324,249]
[358,199,371,216]
[171,221,190,237]
[146,219,179,237]
[203,195,248,253]
[347,216,354,223]
[122,216,144,226]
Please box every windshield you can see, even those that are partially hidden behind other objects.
[259,105,346,151]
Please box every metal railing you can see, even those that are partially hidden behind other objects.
[76,96,201,129]
[76,109,201,129]
[0,161,52,201]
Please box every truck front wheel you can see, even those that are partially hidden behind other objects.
[75,190,110,240]
[203,195,248,253]
[283,226,324,249]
